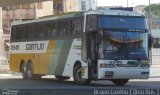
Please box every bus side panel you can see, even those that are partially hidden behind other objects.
[62,38,83,77]
[10,54,21,72]
[34,40,57,74]
[10,38,74,76]
[55,38,73,76]
[48,38,73,76]
[25,40,51,74]
[10,41,47,74]
[48,40,64,75]
[10,42,34,72]
[10,54,34,72]
[33,54,41,74]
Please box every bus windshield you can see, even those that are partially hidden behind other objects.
[97,15,148,60]
[101,31,148,60]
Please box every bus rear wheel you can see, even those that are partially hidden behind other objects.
[21,64,27,79]
[112,79,129,86]
[26,63,42,80]
[26,63,33,80]
[73,64,91,85]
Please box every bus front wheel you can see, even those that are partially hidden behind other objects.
[73,64,91,85]
[112,79,129,86]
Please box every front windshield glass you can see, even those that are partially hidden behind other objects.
[101,31,148,60]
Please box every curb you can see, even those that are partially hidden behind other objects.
[0,74,13,77]
[151,65,160,68]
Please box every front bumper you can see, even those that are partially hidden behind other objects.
[98,68,150,79]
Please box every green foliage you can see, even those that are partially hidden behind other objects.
[144,4,160,18]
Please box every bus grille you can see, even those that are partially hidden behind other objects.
[116,64,139,67]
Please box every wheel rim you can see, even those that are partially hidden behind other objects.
[27,67,32,79]
[22,65,26,78]
[76,68,84,82]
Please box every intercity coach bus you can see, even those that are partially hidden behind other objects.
[10,10,150,85]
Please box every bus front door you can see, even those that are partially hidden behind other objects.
[87,32,99,79]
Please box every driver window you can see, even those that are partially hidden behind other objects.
[86,15,97,31]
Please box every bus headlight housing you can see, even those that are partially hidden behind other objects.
[140,64,150,68]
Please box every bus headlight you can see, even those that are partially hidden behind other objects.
[100,64,115,68]
[140,64,150,68]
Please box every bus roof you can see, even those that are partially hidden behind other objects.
[12,10,144,26]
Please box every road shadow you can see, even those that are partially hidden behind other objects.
[0,77,160,89]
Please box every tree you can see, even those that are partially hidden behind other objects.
[145,4,160,18]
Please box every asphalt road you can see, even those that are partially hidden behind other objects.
[0,76,159,95]
[0,67,159,95]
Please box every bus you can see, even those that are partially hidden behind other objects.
[10,10,150,85]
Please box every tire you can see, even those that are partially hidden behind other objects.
[26,63,42,80]
[73,64,91,85]
[55,75,70,80]
[112,79,129,86]
[26,63,33,80]
[21,64,27,79]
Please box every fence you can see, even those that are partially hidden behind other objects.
[152,48,160,65]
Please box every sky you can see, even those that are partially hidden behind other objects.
[97,0,160,7]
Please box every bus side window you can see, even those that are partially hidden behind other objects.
[15,27,19,40]
[58,20,71,36]
[20,25,25,40]
[35,23,45,39]
[86,15,97,31]
[71,18,83,35]
[15,25,25,41]
[64,21,70,35]
[11,26,16,41]
[25,24,34,40]
[58,22,63,36]
[46,22,57,38]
